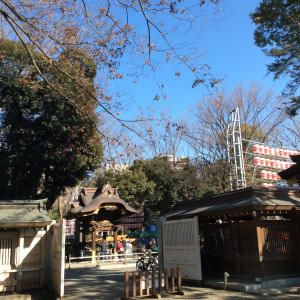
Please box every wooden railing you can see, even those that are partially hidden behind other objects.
[0,278,43,294]
[0,279,17,294]
[122,267,183,299]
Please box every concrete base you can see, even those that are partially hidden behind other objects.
[202,276,300,294]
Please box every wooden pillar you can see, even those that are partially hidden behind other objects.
[254,220,264,278]
[114,230,118,254]
[290,220,300,271]
[232,223,241,276]
[92,231,96,258]
[17,228,25,292]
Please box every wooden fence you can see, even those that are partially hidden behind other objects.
[0,278,43,294]
[122,267,183,299]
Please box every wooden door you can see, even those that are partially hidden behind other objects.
[52,219,65,299]
[162,216,202,281]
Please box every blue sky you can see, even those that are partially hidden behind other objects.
[110,0,286,121]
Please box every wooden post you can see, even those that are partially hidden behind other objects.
[256,223,265,277]
[68,254,71,269]
[232,223,241,275]
[92,231,96,258]
[145,270,149,295]
[177,267,182,292]
[152,269,156,296]
[13,280,16,292]
[171,268,175,293]
[132,272,136,297]
[97,252,100,267]
[158,270,162,294]
[139,271,143,296]
[114,231,118,254]
[124,272,129,299]
[165,269,169,293]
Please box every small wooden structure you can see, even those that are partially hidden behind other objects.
[123,267,182,299]
[0,199,54,293]
[163,187,300,281]
[67,184,139,255]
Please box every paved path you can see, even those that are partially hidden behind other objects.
[64,263,300,300]
[64,263,136,300]
[169,283,300,300]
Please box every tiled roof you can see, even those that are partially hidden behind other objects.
[0,199,52,227]
[69,184,139,216]
[165,186,300,219]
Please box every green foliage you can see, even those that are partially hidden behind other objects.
[0,40,103,208]
[250,0,299,112]
[136,158,202,220]
[50,211,61,221]
[196,160,231,196]
[93,157,203,225]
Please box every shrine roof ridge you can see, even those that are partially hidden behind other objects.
[164,187,300,220]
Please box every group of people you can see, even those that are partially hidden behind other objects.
[97,237,157,260]
[97,237,127,260]
[137,238,157,251]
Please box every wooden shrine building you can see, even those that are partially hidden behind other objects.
[162,186,300,282]
[0,199,65,297]
[67,184,139,255]
[279,154,300,185]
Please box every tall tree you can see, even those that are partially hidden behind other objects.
[250,0,300,114]
[0,0,222,161]
[183,83,285,191]
[0,40,102,208]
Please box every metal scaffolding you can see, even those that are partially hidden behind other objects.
[226,108,246,190]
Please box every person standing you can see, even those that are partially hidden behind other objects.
[150,238,157,251]
[122,238,127,253]
[108,241,113,260]
[117,240,124,261]
[101,238,107,260]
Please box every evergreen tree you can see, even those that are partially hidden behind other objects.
[0,40,103,208]
[251,0,300,113]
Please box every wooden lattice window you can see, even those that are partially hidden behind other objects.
[205,227,234,254]
[0,237,13,266]
[262,225,294,254]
